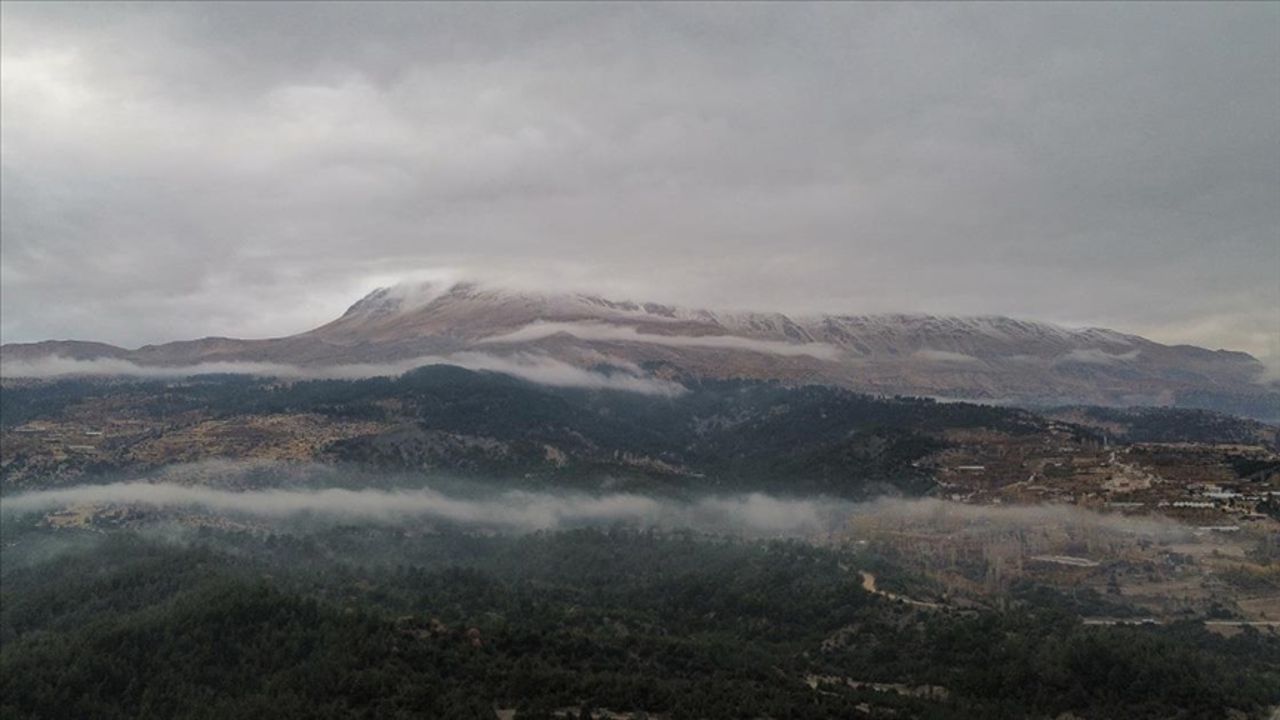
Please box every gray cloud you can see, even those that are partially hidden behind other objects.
[2,3,1277,364]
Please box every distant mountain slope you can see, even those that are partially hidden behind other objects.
[5,368,1275,499]
[0,367,1050,496]
[1045,405,1280,449]
[3,281,1276,419]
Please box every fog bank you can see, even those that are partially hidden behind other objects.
[2,482,1188,539]
[0,353,684,396]
[480,321,843,360]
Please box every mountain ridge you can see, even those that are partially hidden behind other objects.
[3,281,1275,419]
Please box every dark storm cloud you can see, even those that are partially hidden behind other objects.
[2,2,1277,361]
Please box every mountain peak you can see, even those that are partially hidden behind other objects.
[340,281,462,319]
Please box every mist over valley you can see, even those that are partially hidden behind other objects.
[3,2,1279,718]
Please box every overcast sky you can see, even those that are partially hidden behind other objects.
[2,2,1277,360]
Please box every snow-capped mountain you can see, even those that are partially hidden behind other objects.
[3,281,1275,418]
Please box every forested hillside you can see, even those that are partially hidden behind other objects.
[1,368,1044,496]
[3,523,1277,720]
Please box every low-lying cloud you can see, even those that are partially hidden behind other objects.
[911,349,985,366]
[850,495,1186,540]
[1054,349,1142,366]
[1,483,838,535]
[479,321,843,360]
[0,352,685,396]
[1,481,1189,540]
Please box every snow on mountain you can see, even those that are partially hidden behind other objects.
[2,280,1274,418]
